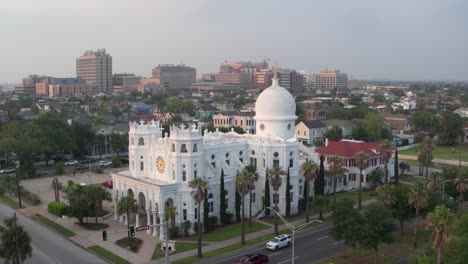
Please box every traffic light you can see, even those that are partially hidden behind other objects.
[129,226,135,237]
[102,230,107,241]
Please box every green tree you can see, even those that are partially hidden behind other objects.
[95,134,106,159]
[55,161,64,175]
[438,112,464,146]
[380,140,394,184]
[351,124,370,141]
[419,136,433,180]
[364,112,385,141]
[315,154,325,196]
[311,195,330,221]
[355,151,369,209]
[203,192,209,232]
[71,123,96,157]
[394,148,399,184]
[325,126,343,141]
[268,166,285,236]
[329,155,344,208]
[443,236,468,264]
[285,168,291,217]
[453,173,468,218]
[301,160,318,222]
[392,185,415,236]
[65,183,89,224]
[376,184,397,209]
[244,165,258,228]
[330,199,362,256]
[359,204,395,262]
[0,215,32,264]
[408,181,429,248]
[87,185,112,224]
[235,169,255,245]
[264,172,271,216]
[425,205,455,264]
[399,162,410,176]
[118,196,138,240]
[189,177,208,258]
[110,133,128,155]
[219,169,228,224]
[235,192,241,222]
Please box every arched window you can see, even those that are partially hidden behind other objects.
[181,144,188,153]
[171,144,175,152]
[193,143,198,153]
[138,137,144,145]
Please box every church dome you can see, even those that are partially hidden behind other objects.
[254,77,296,121]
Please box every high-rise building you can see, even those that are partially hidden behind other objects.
[315,69,347,92]
[151,64,196,90]
[112,73,141,94]
[76,49,113,93]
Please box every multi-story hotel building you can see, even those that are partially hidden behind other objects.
[76,49,113,93]
[151,64,196,90]
[315,69,347,92]
[45,78,98,98]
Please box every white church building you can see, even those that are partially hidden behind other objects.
[111,77,322,237]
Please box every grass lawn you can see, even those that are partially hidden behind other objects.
[115,237,143,253]
[32,214,76,237]
[78,222,108,230]
[88,245,131,264]
[188,221,269,242]
[399,174,424,183]
[400,145,468,162]
[152,242,208,260]
[335,189,377,205]
[0,194,20,209]
[173,232,283,264]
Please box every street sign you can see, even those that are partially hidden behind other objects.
[136,225,150,232]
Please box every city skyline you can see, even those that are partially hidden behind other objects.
[1,0,467,83]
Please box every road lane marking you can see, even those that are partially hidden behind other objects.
[269,252,281,257]
[296,226,331,239]
[278,257,299,264]
[317,235,328,240]
[333,240,344,245]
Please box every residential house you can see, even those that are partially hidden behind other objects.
[212,111,256,133]
[322,119,356,139]
[16,108,39,122]
[382,113,412,136]
[295,120,327,145]
[81,103,100,114]
[196,105,219,120]
[211,102,234,112]
[315,139,394,192]
[454,107,468,118]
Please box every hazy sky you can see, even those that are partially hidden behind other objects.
[1,0,467,83]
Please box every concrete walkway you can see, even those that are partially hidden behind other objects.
[400,154,468,167]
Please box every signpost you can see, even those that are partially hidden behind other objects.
[136,225,150,232]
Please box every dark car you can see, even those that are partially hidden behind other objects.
[234,254,269,264]
[102,180,113,189]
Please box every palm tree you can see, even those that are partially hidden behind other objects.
[0,214,32,264]
[408,181,429,248]
[268,166,285,236]
[329,155,344,208]
[425,205,455,264]
[311,195,330,221]
[118,196,138,240]
[380,140,393,184]
[189,177,208,258]
[420,136,433,181]
[399,162,410,176]
[355,151,370,209]
[376,184,396,209]
[301,160,318,222]
[453,174,468,218]
[164,205,177,230]
[244,165,258,228]
[427,173,442,192]
[235,169,255,245]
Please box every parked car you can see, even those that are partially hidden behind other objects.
[98,160,112,167]
[234,254,269,264]
[0,168,16,174]
[64,160,78,166]
[266,234,291,251]
[75,164,88,170]
[102,180,113,189]
[36,170,49,175]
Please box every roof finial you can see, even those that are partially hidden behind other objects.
[273,59,278,78]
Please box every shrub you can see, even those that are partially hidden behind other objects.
[55,162,64,175]
[225,212,233,223]
[209,216,218,228]
[169,226,179,239]
[91,167,103,174]
[0,186,5,195]
[111,156,121,168]
[48,201,68,217]
[29,193,41,205]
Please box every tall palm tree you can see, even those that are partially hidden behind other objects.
[235,169,255,245]
[355,151,370,209]
[380,140,393,184]
[427,173,442,192]
[189,177,208,258]
[420,136,433,181]
[329,155,344,208]
[376,184,396,209]
[268,166,285,236]
[117,196,138,240]
[0,214,32,264]
[244,165,258,228]
[408,181,429,249]
[164,205,177,230]
[311,195,330,221]
[453,173,468,218]
[425,205,455,264]
[301,160,318,223]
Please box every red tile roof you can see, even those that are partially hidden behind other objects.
[316,140,381,158]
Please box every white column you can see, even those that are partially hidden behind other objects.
[152,210,158,237]
[159,212,165,240]
[146,209,151,234]
[136,212,140,227]
[124,214,128,225]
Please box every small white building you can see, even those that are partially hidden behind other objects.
[295,120,327,145]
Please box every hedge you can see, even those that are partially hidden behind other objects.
[48,201,68,217]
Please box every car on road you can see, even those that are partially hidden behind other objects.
[64,160,79,166]
[75,164,88,170]
[266,234,291,251]
[98,161,112,167]
[102,180,113,189]
[0,168,16,174]
[234,254,269,264]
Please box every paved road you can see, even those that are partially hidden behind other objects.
[196,223,343,264]
[0,203,106,264]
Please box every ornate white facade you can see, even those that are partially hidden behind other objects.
[111,78,318,237]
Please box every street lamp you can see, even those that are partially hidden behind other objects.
[261,207,323,264]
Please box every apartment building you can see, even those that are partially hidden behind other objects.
[315,69,347,92]
[152,64,196,90]
[76,49,113,93]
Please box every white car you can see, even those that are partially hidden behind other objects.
[98,161,112,167]
[0,168,16,174]
[266,234,291,251]
[64,160,78,166]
